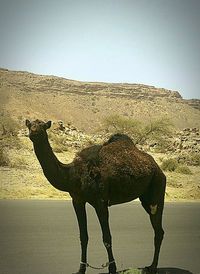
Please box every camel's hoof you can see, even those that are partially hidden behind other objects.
[144,266,158,274]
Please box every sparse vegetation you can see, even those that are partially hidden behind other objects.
[0,147,10,166]
[178,152,200,166]
[103,114,173,151]
[0,112,20,137]
[0,113,23,168]
[161,158,192,174]
[0,113,21,151]
[104,114,141,137]
[9,154,28,169]
[49,131,68,152]
[161,158,179,172]
[190,153,200,166]
[140,117,173,150]
[175,165,192,175]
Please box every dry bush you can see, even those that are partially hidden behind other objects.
[103,115,174,151]
[9,155,27,169]
[161,158,192,174]
[175,165,192,175]
[140,118,174,151]
[0,113,22,153]
[0,112,20,136]
[49,131,68,152]
[178,151,200,166]
[161,158,179,172]
[0,147,10,166]
[104,114,140,138]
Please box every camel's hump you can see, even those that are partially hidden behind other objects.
[76,134,133,164]
[99,139,157,178]
[104,133,133,146]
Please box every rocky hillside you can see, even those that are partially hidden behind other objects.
[1,68,200,201]
[0,68,200,132]
[0,67,181,99]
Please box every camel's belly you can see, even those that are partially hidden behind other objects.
[106,175,152,206]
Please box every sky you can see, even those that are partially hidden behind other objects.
[0,0,200,99]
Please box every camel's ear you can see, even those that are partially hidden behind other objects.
[25,119,31,128]
[45,121,52,129]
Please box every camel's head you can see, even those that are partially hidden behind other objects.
[25,119,51,143]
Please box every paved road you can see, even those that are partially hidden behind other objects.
[0,200,199,274]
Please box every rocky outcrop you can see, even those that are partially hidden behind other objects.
[173,128,200,152]
[54,121,105,148]
[19,119,200,156]
[185,99,200,110]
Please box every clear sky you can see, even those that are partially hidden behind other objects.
[0,0,200,99]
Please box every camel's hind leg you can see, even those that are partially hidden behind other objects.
[140,174,166,273]
[147,202,165,273]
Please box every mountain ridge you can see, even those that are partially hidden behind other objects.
[0,68,200,133]
[0,67,182,98]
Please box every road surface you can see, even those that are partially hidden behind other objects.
[0,200,199,274]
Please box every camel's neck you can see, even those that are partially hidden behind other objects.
[33,139,73,192]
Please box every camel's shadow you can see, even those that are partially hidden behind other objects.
[100,267,193,274]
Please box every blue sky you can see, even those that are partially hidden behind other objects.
[0,0,200,99]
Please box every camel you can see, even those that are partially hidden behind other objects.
[26,119,166,274]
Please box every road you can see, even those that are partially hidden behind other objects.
[0,200,199,274]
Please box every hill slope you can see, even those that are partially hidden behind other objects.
[0,68,200,201]
[0,68,200,132]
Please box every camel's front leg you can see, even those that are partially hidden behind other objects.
[72,200,88,274]
[95,201,117,274]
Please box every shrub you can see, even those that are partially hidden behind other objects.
[103,114,141,139]
[141,117,173,141]
[187,152,200,166]
[103,115,174,150]
[49,132,68,152]
[175,165,192,175]
[161,158,192,174]
[10,155,27,169]
[0,113,21,150]
[0,147,10,166]
[178,152,200,166]
[0,112,20,136]
[161,158,179,172]
[0,135,21,149]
